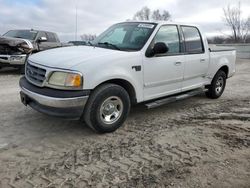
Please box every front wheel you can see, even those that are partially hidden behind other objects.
[83,84,131,133]
[206,70,227,99]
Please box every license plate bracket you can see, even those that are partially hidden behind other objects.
[20,92,28,106]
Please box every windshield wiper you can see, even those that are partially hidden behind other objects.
[88,41,93,46]
[98,42,121,50]
[14,36,24,39]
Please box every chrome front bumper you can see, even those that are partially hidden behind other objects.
[21,86,88,108]
[0,54,27,65]
[19,76,89,119]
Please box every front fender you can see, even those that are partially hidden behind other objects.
[82,63,144,102]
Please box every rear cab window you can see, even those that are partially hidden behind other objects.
[181,26,204,54]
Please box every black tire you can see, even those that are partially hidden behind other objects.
[205,70,227,99]
[83,84,131,133]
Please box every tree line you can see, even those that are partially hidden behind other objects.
[132,6,171,21]
[80,2,250,44]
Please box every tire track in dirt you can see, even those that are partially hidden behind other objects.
[0,98,250,187]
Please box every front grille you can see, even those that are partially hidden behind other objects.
[26,61,46,86]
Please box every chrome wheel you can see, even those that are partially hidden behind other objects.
[100,96,124,125]
[215,76,224,95]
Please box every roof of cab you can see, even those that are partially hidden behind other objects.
[123,20,200,27]
[7,29,56,34]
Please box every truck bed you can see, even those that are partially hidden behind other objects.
[208,45,236,79]
[209,44,235,52]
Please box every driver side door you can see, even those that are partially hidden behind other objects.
[36,31,50,51]
[143,25,185,101]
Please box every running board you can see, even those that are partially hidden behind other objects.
[145,88,208,109]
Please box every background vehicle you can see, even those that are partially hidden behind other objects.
[0,29,66,73]
[68,41,87,46]
[19,21,236,133]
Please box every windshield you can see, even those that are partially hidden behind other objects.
[92,22,157,51]
[3,30,38,40]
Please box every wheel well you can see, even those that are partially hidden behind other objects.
[99,79,137,104]
[219,66,229,78]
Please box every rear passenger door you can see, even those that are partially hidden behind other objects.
[181,26,209,91]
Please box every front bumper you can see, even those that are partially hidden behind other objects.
[19,77,90,119]
[0,54,27,66]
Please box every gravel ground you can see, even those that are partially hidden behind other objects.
[0,59,249,188]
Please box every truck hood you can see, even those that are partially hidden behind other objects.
[29,46,127,69]
[0,36,33,55]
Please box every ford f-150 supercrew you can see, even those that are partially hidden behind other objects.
[19,21,236,133]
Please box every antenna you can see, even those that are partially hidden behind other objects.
[75,0,78,41]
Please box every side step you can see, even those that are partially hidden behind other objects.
[145,88,208,109]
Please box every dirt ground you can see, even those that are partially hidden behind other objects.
[0,59,249,188]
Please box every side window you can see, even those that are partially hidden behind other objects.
[37,31,47,40]
[154,25,180,54]
[181,26,204,54]
[46,32,57,42]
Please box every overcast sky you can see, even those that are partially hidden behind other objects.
[0,0,250,41]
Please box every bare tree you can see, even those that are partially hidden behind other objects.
[152,9,171,21]
[80,34,96,41]
[207,36,227,44]
[152,10,161,20]
[161,10,171,21]
[133,7,151,21]
[223,2,250,43]
[133,7,171,21]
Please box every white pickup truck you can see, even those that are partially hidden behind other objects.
[19,21,236,133]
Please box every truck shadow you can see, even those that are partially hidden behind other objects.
[6,93,208,147]
[0,67,21,75]
[31,113,95,135]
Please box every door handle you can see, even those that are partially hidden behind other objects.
[174,62,182,66]
[200,59,206,63]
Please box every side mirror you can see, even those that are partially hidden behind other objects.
[38,37,47,42]
[146,42,169,57]
[153,42,169,54]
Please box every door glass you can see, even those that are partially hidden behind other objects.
[46,32,57,42]
[154,25,180,54]
[181,26,204,53]
[37,32,47,41]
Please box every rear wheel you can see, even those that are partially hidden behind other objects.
[206,70,227,99]
[83,84,130,133]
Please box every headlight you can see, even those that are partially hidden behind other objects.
[48,72,83,89]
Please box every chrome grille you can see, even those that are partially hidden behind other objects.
[26,61,46,86]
